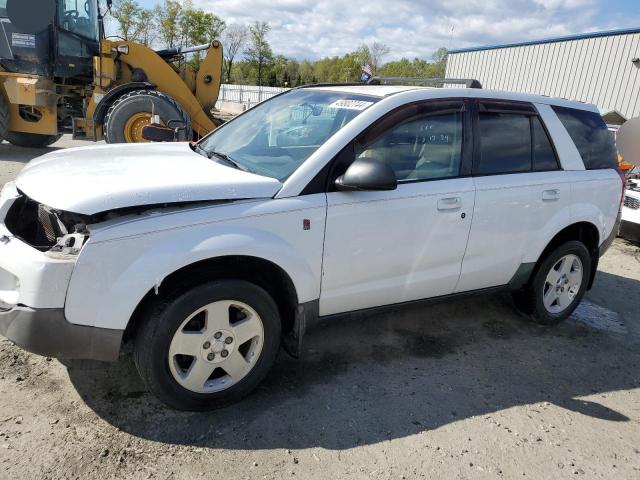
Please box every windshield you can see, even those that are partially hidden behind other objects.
[200,89,379,181]
[0,0,6,17]
[58,0,99,41]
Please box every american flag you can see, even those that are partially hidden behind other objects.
[362,63,373,76]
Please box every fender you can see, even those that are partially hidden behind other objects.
[64,223,323,331]
[92,82,156,125]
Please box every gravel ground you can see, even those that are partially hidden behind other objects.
[0,137,639,480]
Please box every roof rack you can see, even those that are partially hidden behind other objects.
[367,77,483,89]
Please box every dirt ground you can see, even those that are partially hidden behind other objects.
[0,139,639,480]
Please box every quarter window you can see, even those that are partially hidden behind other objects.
[355,102,464,182]
[552,106,618,170]
[532,116,559,171]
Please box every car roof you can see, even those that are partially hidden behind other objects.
[305,85,599,113]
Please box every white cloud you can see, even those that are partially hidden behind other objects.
[190,0,635,60]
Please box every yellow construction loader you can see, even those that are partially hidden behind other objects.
[0,0,223,148]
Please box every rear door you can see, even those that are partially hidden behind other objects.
[456,99,570,292]
[320,99,476,316]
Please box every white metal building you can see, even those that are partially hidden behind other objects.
[446,28,640,123]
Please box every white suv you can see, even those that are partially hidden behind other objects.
[0,84,623,410]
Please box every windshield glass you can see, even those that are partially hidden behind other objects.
[200,89,379,181]
[0,0,6,17]
[58,0,98,40]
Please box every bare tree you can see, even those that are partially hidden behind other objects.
[370,42,390,73]
[223,24,248,83]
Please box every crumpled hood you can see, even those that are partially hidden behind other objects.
[15,142,282,215]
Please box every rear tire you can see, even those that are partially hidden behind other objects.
[513,241,591,325]
[104,90,192,144]
[5,132,62,148]
[134,280,281,411]
[0,94,8,143]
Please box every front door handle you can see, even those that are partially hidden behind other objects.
[542,189,560,201]
[437,197,461,211]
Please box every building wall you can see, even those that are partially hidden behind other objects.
[446,31,640,120]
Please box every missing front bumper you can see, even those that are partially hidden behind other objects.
[0,306,123,362]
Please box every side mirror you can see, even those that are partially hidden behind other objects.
[335,156,397,192]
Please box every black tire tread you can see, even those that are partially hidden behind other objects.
[5,132,62,148]
[103,89,192,144]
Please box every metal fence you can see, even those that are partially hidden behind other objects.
[215,84,289,110]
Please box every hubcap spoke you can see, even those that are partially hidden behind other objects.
[546,267,561,285]
[233,315,262,345]
[170,330,206,356]
[543,287,558,310]
[559,257,573,276]
[180,358,216,392]
[221,350,251,380]
[202,301,234,331]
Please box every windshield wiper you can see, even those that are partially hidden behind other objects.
[209,151,251,173]
[190,142,210,158]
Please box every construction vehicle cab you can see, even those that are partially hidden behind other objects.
[0,0,223,148]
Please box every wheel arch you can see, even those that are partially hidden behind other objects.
[527,221,600,290]
[92,82,156,126]
[124,255,302,355]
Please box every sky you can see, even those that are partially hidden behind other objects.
[134,0,640,61]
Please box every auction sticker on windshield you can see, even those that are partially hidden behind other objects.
[328,99,374,110]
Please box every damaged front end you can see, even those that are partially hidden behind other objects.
[4,194,90,257]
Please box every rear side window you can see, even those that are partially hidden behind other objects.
[475,102,560,175]
[477,113,531,174]
[552,106,618,169]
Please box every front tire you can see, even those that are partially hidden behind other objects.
[5,132,62,148]
[104,90,192,144]
[513,241,591,325]
[134,280,281,411]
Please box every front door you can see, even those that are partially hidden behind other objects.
[320,100,475,316]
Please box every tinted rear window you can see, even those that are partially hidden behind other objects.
[552,106,618,169]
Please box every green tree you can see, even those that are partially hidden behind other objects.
[245,21,273,86]
[112,0,141,41]
[154,0,183,48]
[136,8,156,46]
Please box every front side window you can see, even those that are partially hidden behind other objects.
[200,90,379,181]
[355,101,464,182]
[552,106,618,170]
[58,0,98,41]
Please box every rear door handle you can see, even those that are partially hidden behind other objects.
[437,197,461,211]
[542,189,560,201]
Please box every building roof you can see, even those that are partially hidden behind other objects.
[449,27,640,54]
